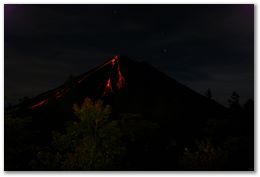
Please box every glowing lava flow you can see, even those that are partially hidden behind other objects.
[55,88,69,99]
[30,55,123,108]
[103,55,125,95]
[111,55,119,66]
[31,99,48,109]
[78,55,120,84]
[116,64,125,89]
[104,77,113,95]
[55,91,63,99]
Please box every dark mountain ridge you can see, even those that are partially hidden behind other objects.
[9,55,229,142]
[6,55,236,170]
[13,55,227,112]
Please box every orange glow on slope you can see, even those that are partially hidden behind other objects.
[111,58,116,66]
[77,56,120,84]
[116,64,125,89]
[111,55,119,66]
[103,55,126,95]
[104,78,113,95]
[77,76,87,84]
[55,88,69,99]
[31,99,48,109]
[55,91,63,99]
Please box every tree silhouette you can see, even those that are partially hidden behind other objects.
[228,92,241,111]
[34,98,125,170]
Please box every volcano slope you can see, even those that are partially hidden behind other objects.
[5,55,253,170]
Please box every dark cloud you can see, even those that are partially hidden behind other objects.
[4,4,254,106]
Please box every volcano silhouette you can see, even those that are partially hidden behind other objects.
[18,55,226,111]
[14,55,228,142]
[10,55,229,170]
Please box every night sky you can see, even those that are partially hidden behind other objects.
[4,4,254,106]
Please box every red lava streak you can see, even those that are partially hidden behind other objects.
[111,59,116,66]
[111,55,119,66]
[104,55,126,95]
[78,56,119,84]
[55,88,69,99]
[31,99,48,109]
[104,78,113,95]
[117,65,125,89]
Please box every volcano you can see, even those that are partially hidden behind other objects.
[11,55,228,146]
[15,55,227,122]
[16,55,226,111]
[7,55,231,170]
